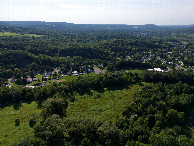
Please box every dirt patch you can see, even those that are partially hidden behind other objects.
[56,79,66,83]
[94,67,106,74]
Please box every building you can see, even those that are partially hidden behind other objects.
[27,78,32,83]
[154,68,164,72]
[33,78,38,81]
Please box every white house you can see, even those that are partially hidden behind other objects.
[154,68,164,72]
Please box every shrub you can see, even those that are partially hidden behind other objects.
[15,119,20,126]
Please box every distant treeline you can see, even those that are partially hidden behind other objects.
[141,70,194,86]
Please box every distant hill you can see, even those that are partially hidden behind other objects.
[2,21,44,26]
[0,21,159,30]
[185,27,194,34]
[1,21,194,33]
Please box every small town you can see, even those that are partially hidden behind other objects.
[0,0,194,144]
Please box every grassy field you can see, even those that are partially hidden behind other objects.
[127,69,143,74]
[0,32,44,37]
[0,84,140,145]
[26,72,97,85]
[62,72,96,82]
[0,32,18,36]
[67,85,140,121]
[0,102,41,145]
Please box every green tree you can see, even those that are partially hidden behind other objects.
[42,97,68,119]
[166,109,184,127]
[29,70,35,78]
[34,114,65,146]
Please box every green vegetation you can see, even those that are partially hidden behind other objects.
[67,86,139,121]
[0,23,194,88]
[0,32,18,36]
[0,32,43,37]
[126,69,143,74]
[59,72,96,82]
[33,81,193,145]
[0,102,41,145]
[26,72,97,85]
[0,71,193,145]
[0,22,193,145]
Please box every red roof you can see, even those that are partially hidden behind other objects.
[27,78,32,82]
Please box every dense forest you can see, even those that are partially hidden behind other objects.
[0,21,193,145]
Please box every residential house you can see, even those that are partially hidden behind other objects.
[73,71,79,76]
[27,78,32,83]
[33,78,38,81]
[154,68,164,72]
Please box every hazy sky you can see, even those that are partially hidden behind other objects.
[0,0,194,25]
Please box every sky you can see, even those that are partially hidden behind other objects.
[0,0,194,25]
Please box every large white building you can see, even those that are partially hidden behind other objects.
[154,68,163,72]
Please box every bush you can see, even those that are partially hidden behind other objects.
[29,116,37,128]
[42,97,68,119]
[34,114,64,146]
[15,119,20,126]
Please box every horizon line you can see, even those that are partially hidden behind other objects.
[1,21,194,26]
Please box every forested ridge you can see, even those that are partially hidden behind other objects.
[0,22,193,145]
